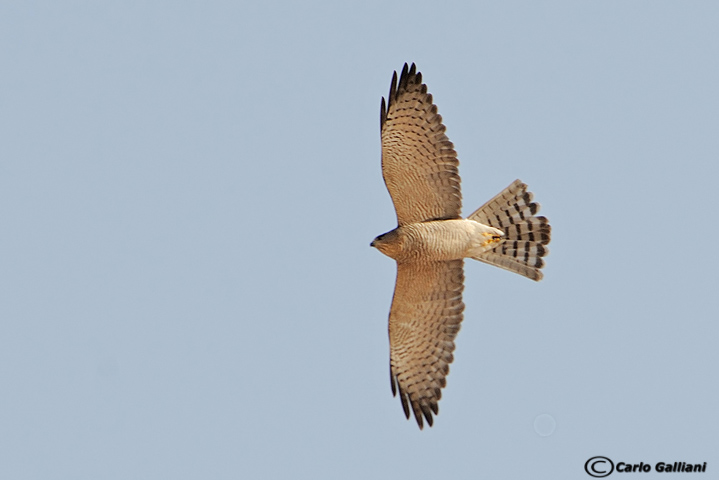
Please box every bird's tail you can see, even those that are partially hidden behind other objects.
[467,179,551,281]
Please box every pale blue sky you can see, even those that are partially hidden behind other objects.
[1,1,717,478]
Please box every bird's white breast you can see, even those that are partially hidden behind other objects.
[399,219,503,262]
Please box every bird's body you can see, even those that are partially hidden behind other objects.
[372,63,551,429]
[372,219,504,263]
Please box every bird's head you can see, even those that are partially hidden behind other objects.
[370,229,404,259]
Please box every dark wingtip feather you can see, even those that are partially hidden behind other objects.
[398,63,410,92]
[380,97,387,129]
[412,401,424,430]
[399,390,411,420]
[390,366,397,396]
[409,63,421,85]
[421,402,434,427]
[388,70,398,106]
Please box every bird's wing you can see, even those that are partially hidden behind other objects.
[380,63,462,226]
[388,258,465,429]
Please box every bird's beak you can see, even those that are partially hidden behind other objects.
[370,240,376,247]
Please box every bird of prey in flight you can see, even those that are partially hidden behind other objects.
[371,63,551,429]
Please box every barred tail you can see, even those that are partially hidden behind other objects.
[468,179,551,281]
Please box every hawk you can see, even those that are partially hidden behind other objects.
[371,63,551,429]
